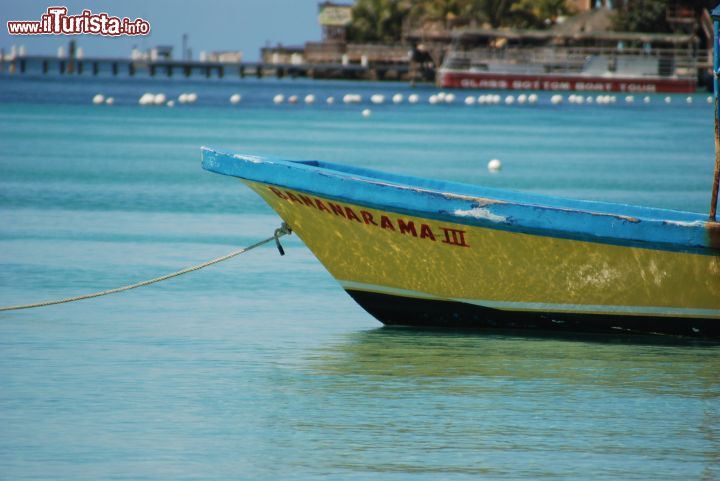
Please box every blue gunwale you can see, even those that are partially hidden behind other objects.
[201,147,718,256]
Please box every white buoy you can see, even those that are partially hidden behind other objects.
[92,94,105,105]
[230,93,242,104]
[392,93,403,104]
[504,95,515,105]
[428,95,438,105]
[178,93,189,104]
[445,93,456,104]
[326,96,335,105]
[166,100,175,108]
[105,97,114,105]
[664,96,672,104]
[585,96,593,104]
[139,92,154,106]
[408,94,419,104]
[550,94,563,105]
[186,92,197,103]
[477,95,487,105]
[644,96,651,104]
[437,92,446,101]
[343,93,361,104]
[273,94,285,104]
[488,159,502,172]
[464,95,476,106]
[609,95,617,104]
[708,96,713,104]
[575,95,585,105]
[304,94,315,104]
[491,94,501,105]
[362,108,372,118]
[153,93,167,106]
[528,94,538,104]
[370,94,385,104]
[686,96,693,104]
[625,95,634,103]
[288,95,298,104]
[517,94,527,104]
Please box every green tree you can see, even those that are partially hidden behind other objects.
[407,0,531,29]
[463,0,557,29]
[347,0,411,43]
[612,0,671,32]
[346,0,624,44]
[408,0,479,28]
[511,0,573,28]
[473,0,521,28]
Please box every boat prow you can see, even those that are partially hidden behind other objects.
[202,147,720,339]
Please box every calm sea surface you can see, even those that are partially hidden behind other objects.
[0,75,718,480]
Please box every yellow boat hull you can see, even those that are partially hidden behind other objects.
[250,182,720,337]
[201,148,720,338]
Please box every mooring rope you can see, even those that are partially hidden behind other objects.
[0,222,292,312]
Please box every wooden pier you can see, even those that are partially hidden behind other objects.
[0,55,425,82]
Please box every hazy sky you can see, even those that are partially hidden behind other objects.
[2,0,323,61]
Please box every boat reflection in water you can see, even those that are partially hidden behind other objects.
[310,328,720,385]
[292,328,720,477]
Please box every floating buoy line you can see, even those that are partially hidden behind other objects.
[90,91,712,108]
[0,223,291,312]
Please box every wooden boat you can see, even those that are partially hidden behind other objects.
[200,7,720,339]
[201,149,720,339]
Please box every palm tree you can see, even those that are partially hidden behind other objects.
[409,0,480,29]
[347,0,576,44]
[348,0,411,43]
[510,0,573,28]
[473,0,554,28]
[612,0,671,33]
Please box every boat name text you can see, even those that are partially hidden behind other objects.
[268,186,470,248]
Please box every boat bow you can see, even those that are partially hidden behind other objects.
[202,147,720,338]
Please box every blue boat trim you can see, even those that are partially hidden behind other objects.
[201,148,718,256]
[247,182,715,256]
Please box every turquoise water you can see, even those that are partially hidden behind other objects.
[1,76,719,480]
